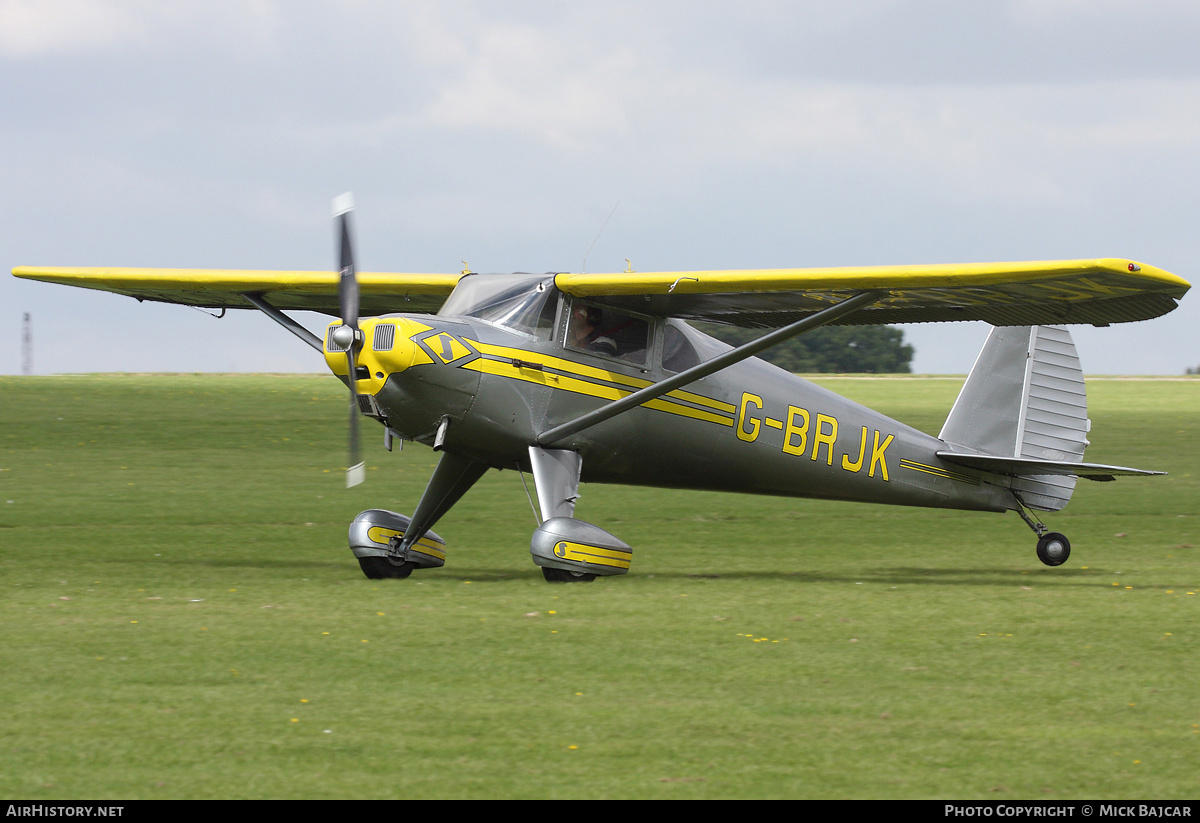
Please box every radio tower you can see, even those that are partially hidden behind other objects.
[22,313,32,375]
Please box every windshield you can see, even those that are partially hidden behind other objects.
[439,273,559,339]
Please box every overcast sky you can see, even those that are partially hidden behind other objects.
[3,0,1198,375]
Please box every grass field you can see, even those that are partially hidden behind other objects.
[1,373,1197,799]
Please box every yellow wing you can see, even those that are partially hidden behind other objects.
[11,267,463,316]
[14,258,1190,327]
[555,258,1190,327]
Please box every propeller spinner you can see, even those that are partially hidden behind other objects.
[333,192,365,487]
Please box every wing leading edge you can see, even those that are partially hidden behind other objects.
[11,267,463,316]
[556,258,1190,328]
[14,258,1189,327]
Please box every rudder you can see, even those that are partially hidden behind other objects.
[939,326,1087,511]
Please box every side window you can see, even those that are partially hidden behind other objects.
[662,323,700,373]
[565,302,649,365]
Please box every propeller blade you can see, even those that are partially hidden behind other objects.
[334,192,358,330]
[333,192,365,488]
[346,346,364,488]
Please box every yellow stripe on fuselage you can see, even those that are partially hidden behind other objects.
[463,339,736,427]
[640,397,735,427]
[899,459,980,485]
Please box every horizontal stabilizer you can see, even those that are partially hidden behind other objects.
[936,451,1163,482]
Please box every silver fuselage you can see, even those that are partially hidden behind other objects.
[340,304,1011,515]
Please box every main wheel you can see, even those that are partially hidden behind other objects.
[1036,532,1071,567]
[358,555,416,579]
[542,567,596,583]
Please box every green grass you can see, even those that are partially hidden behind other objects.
[1,373,1197,799]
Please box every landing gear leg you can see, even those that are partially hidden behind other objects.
[526,447,631,582]
[392,450,489,563]
[348,451,487,581]
[1012,492,1071,567]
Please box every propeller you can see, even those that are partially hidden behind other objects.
[331,192,365,488]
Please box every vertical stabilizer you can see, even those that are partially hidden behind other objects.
[940,326,1088,511]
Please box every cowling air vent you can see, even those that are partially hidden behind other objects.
[356,393,383,419]
[326,327,349,352]
[373,323,396,351]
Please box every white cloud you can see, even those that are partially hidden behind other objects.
[1008,0,1200,25]
[0,0,146,57]
[0,0,281,58]
[402,19,1200,208]
[4,1,1197,373]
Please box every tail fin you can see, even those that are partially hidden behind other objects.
[939,326,1087,511]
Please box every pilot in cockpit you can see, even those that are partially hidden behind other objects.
[567,304,619,357]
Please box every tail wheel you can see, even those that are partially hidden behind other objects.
[1036,532,1071,567]
[358,556,416,579]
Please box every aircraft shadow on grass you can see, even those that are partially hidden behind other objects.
[125,555,1175,591]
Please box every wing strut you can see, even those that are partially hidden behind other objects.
[394,450,490,558]
[240,292,324,352]
[536,289,884,447]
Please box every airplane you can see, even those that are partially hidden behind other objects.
[13,194,1191,582]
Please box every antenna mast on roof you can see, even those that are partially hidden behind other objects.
[22,313,32,375]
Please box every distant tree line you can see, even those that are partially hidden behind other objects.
[693,323,915,374]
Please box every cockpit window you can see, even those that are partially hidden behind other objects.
[439,273,558,340]
[565,301,650,365]
[662,320,731,373]
[662,323,700,372]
